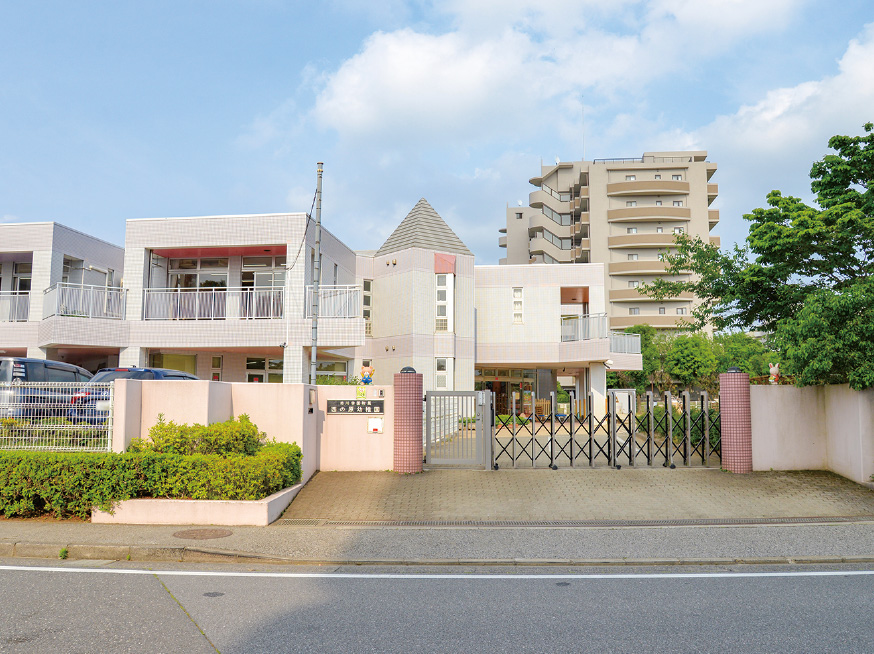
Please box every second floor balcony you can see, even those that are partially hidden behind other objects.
[141,285,362,321]
[560,313,642,354]
[43,283,127,320]
[0,291,29,322]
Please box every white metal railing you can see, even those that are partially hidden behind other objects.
[609,331,642,354]
[560,313,609,342]
[143,287,284,320]
[0,292,29,322]
[43,283,127,320]
[0,382,113,452]
[305,285,362,318]
[540,184,572,202]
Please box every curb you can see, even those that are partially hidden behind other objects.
[5,542,874,567]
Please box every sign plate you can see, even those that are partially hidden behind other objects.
[326,399,385,415]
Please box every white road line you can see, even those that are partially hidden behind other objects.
[1,565,874,580]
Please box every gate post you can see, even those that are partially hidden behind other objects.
[394,369,423,474]
[719,371,752,473]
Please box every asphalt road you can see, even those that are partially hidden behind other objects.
[2,559,873,653]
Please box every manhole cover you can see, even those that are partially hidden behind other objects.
[172,528,233,540]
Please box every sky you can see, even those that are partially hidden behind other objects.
[2,1,873,263]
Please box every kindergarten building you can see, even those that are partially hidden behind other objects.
[0,198,641,408]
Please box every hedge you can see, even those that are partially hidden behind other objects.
[0,442,302,520]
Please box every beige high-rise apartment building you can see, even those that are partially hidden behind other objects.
[499,151,719,330]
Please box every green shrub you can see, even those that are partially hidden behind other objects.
[0,442,302,520]
[129,414,265,457]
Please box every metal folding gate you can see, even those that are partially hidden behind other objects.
[425,391,493,467]
[492,390,721,469]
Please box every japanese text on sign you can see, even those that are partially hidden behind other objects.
[326,399,385,415]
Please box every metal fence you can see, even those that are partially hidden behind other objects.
[0,291,29,322]
[0,382,113,452]
[561,314,608,341]
[43,283,127,319]
[305,285,362,318]
[608,331,642,354]
[493,390,720,469]
[143,287,284,320]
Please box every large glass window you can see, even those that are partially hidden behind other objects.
[169,258,228,289]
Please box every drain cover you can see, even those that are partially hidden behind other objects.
[172,528,233,540]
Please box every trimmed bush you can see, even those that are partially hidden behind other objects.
[129,414,264,456]
[0,442,302,520]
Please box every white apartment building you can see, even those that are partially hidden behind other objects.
[0,222,125,371]
[0,199,642,403]
[500,151,720,330]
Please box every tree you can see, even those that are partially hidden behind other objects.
[665,334,717,391]
[644,123,874,389]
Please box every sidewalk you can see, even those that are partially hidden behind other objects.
[2,469,874,567]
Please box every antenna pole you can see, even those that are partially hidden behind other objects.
[309,162,323,385]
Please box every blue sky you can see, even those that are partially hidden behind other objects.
[2,1,873,263]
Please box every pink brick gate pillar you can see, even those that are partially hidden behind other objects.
[393,370,423,474]
[719,371,752,473]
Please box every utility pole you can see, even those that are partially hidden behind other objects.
[309,162,323,385]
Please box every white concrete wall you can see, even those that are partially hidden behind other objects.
[751,384,874,484]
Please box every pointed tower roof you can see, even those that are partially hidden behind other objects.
[376,198,473,256]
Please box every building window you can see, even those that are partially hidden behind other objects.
[13,262,32,293]
[628,281,640,288]
[659,307,666,315]
[512,287,523,324]
[515,212,523,219]
[656,226,664,233]
[672,174,682,181]
[626,227,638,234]
[655,200,662,206]
[654,174,661,180]
[362,359,371,368]
[435,358,454,390]
[673,227,685,234]
[169,258,229,289]
[363,279,372,336]
[676,307,688,315]
[627,253,639,261]
[629,307,640,316]
[626,200,637,207]
[436,273,454,332]
[673,200,683,207]
[246,356,284,383]
[625,175,636,181]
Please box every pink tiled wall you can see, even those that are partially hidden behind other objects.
[719,372,752,473]
[393,372,423,473]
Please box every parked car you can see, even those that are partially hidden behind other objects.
[69,367,199,424]
[0,357,93,419]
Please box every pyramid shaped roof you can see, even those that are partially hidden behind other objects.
[376,198,472,256]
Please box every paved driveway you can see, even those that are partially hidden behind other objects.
[282,469,874,523]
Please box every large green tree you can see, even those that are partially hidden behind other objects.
[644,123,874,390]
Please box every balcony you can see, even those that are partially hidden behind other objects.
[710,236,721,247]
[608,233,678,249]
[561,314,608,342]
[0,292,29,322]
[609,331,641,354]
[43,283,127,320]
[143,287,284,320]
[498,235,507,248]
[708,209,720,226]
[610,314,690,329]
[707,184,718,205]
[305,285,362,318]
[608,260,671,275]
[607,206,690,222]
[609,288,694,302]
[606,180,689,196]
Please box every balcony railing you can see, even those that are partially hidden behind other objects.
[609,331,642,354]
[43,283,127,320]
[143,287,284,320]
[305,285,362,318]
[561,314,608,342]
[0,292,29,322]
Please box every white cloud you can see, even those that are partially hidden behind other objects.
[1,214,21,223]
[664,22,874,247]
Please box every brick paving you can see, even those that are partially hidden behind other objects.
[282,469,874,522]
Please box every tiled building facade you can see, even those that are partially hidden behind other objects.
[1,199,641,403]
